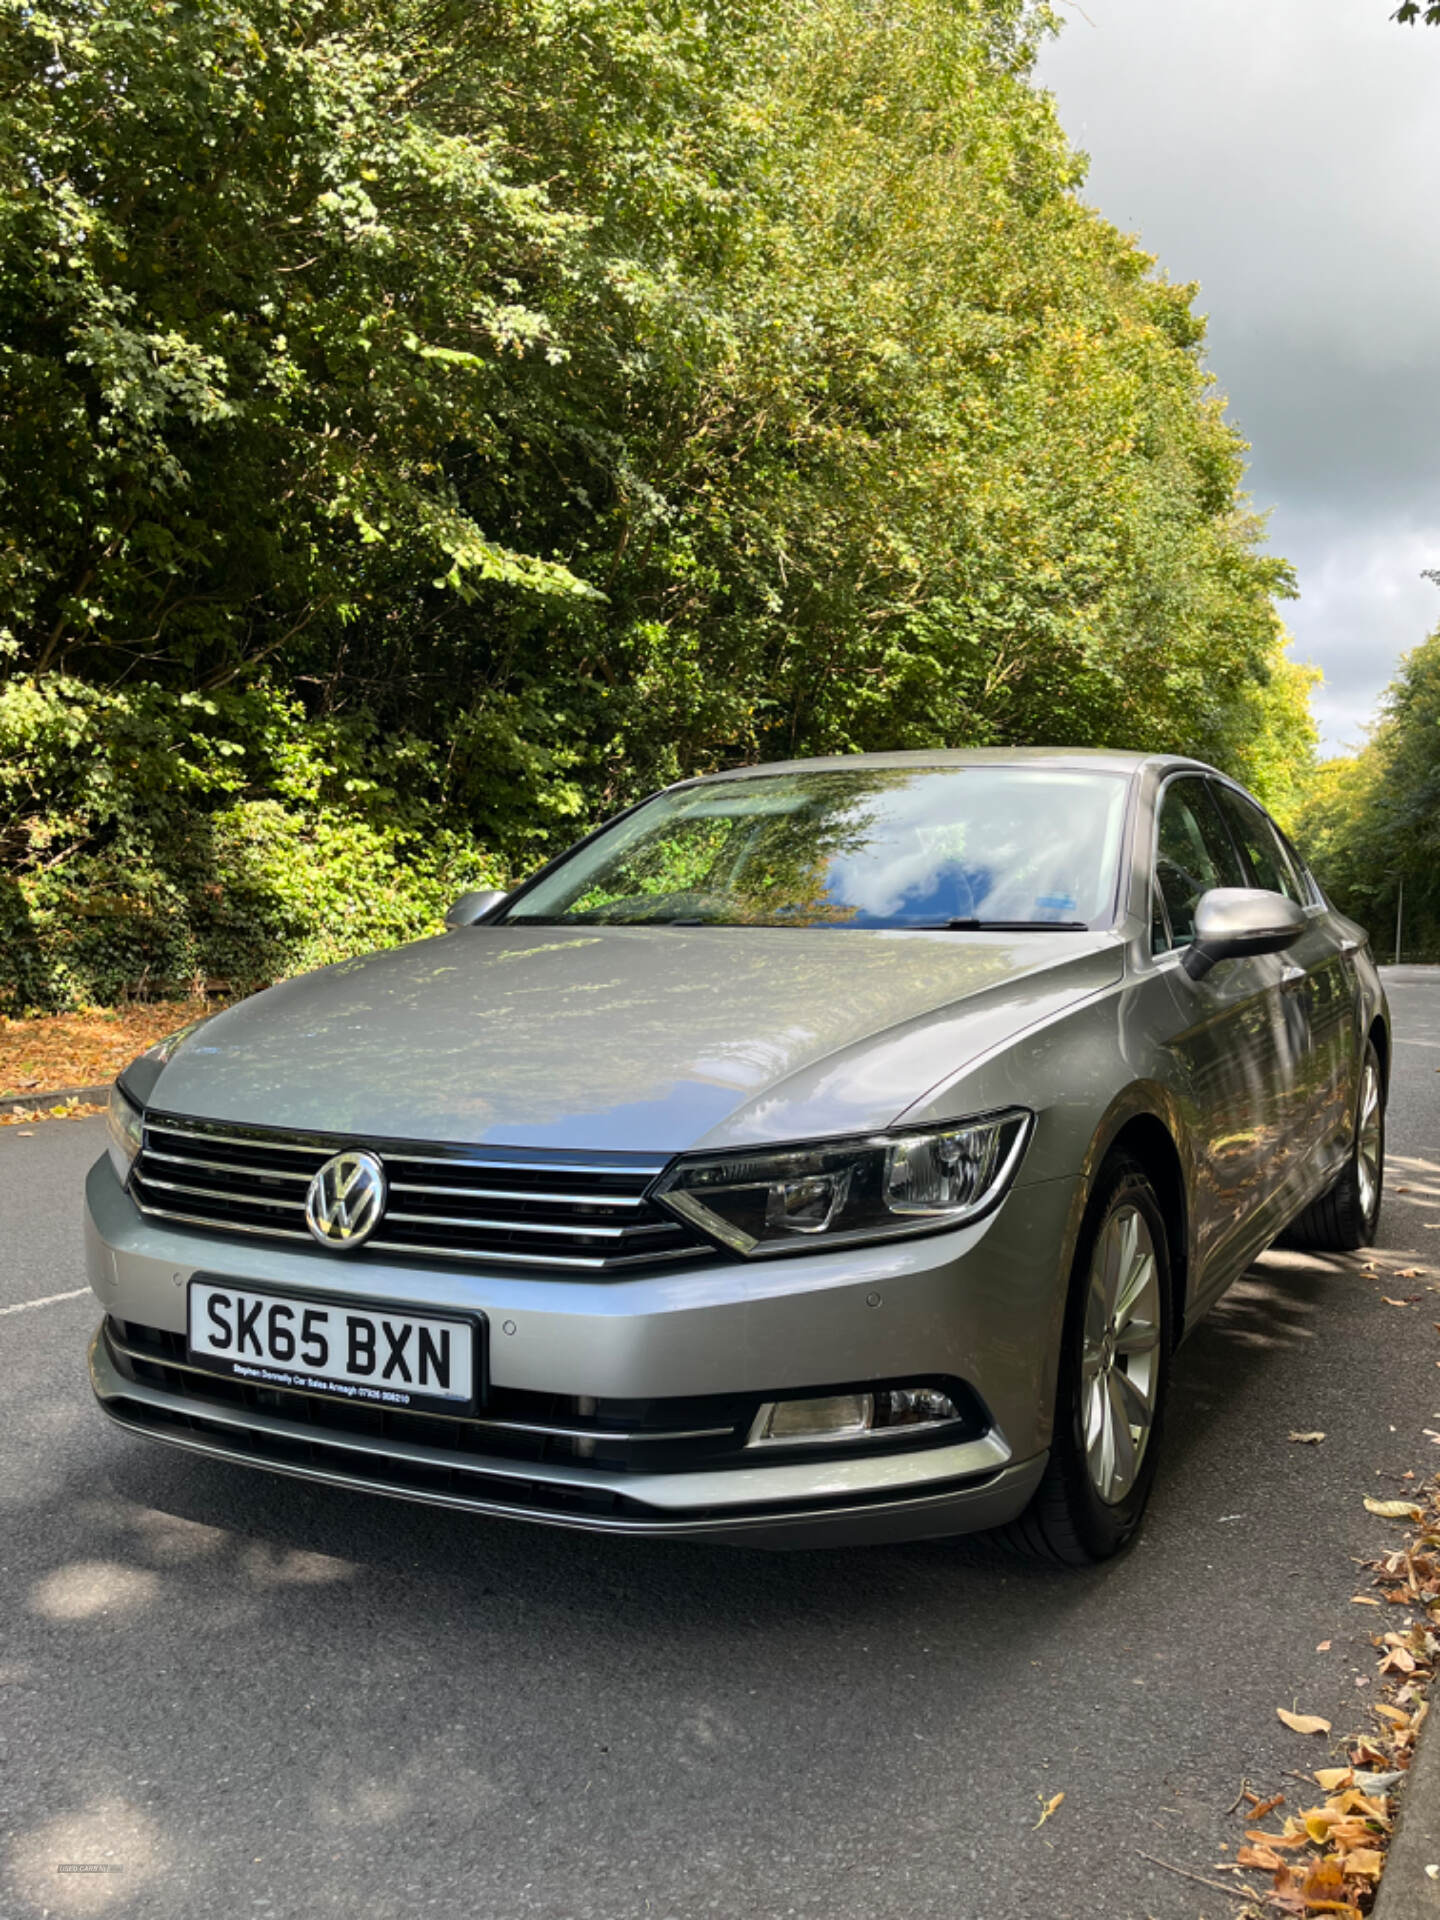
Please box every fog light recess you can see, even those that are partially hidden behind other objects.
[747,1385,961,1448]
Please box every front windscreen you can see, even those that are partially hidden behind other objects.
[500,765,1130,931]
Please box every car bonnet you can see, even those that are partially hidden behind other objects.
[140,924,1123,1151]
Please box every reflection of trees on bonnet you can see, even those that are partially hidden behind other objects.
[570,771,912,927]
[150,920,1051,1143]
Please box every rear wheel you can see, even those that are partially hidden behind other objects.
[1283,1039,1384,1253]
[1000,1156,1172,1566]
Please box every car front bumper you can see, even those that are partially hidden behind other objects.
[85,1152,1080,1547]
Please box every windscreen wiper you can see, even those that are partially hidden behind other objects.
[921,919,1092,931]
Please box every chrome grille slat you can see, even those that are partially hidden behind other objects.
[129,1201,315,1242]
[144,1121,327,1157]
[144,1149,314,1182]
[137,1173,307,1210]
[387,1181,645,1208]
[364,1238,710,1270]
[382,1209,631,1240]
[379,1153,668,1177]
[132,1114,711,1273]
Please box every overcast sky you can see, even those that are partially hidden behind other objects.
[1035,0,1440,757]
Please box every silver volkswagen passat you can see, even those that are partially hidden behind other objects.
[87,749,1387,1561]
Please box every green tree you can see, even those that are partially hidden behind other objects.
[1296,628,1440,957]
[0,0,1317,1008]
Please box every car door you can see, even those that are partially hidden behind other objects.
[1210,779,1356,1198]
[1151,774,1303,1300]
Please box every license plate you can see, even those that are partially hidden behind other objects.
[187,1281,479,1414]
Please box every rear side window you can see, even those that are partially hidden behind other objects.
[1212,784,1303,902]
[1153,777,1245,947]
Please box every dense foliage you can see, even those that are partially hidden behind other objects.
[0,0,1312,1009]
[0,677,502,1007]
[1296,626,1440,960]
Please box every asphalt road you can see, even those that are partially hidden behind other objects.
[4,970,1440,1920]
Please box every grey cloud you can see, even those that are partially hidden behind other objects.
[1036,0,1440,752]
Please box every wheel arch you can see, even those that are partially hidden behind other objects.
[1368,1013,1391,1096]
[1078,1095,1191,1352]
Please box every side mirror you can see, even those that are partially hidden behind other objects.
[444,889,507,929]
[1181,887,1305,981]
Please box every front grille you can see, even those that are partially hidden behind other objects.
[129,1112,712,1272]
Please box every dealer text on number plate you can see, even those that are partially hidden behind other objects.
[187,1281,475,1412]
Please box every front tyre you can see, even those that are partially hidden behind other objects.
[1283,1038,1385,1253]
[1000,1156,1172,1566]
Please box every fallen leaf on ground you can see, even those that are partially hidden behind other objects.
[1365,1498,1424,1520]
[0,997,217,1100]
[1383,1297,1414,1308]
[1352,1595,1381,1606]
[1314,1768,1354,1791]
[1372,1702,1413,1726]
[1291,1431,1327,1443]
[1316,1641,1332,1653]
[1033,1790,1063,1829]
[1300,1857,1354,1906]
[0,1100,104,1127]
[1272,1856,1355,1913]
[1277,1708,1332,1735]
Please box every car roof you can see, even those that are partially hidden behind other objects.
[678,746,1212,783]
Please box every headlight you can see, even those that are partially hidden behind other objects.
[107,1080,144,1184]
[653,1110,1031,1258]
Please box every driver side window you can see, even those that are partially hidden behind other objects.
[1212,784,1303,902]
[1153,778,1245,948]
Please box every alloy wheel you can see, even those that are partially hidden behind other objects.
[1080,1203,1162,1506]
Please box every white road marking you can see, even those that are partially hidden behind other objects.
[0,1287,90,1318]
